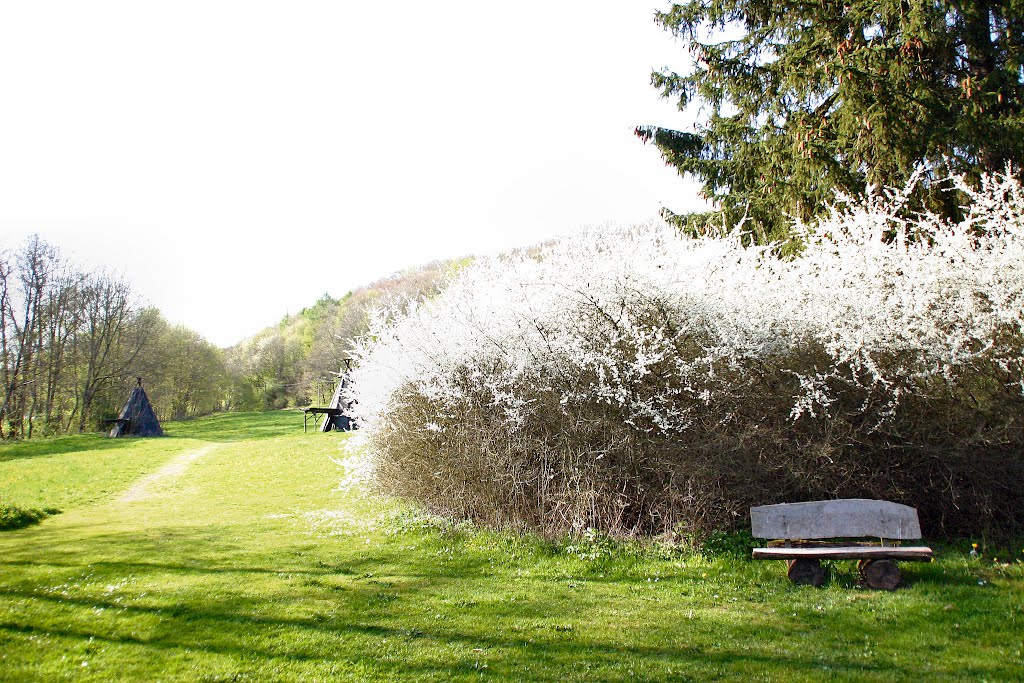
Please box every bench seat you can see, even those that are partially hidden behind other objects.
[752,545,933,561]
[750,499,933,589]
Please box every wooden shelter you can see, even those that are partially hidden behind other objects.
[109,378,163,437]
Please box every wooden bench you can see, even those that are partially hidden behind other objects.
[750,499,933,590]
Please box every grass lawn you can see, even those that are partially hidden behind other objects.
[1,411,1022,681]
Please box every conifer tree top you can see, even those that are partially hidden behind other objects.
[638,0,1024,240]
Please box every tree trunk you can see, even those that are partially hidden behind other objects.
[786,558,825,586]
[858,559,902,591]
[963,1,1001,171]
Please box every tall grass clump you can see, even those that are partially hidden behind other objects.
[0,504,60,531]
[349,172,1024,539]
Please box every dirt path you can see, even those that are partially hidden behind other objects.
[118,445,218,502]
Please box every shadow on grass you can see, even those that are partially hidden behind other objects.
[162,410,335,443]
[0,411,330,460]
[0,524,497,583]
[0,590,922,680]
[0,576,1012,681]
[0,574,953,682]
[1,523,1017,681]
[0,433,135,462]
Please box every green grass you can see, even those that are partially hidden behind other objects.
[1,411,1022,681]
[0,411,296,512]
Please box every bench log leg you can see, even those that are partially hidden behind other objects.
[786,558,825,586]
[858,559,901,590]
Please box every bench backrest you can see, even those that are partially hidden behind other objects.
[750,499,923,540]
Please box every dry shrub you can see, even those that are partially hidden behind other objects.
[350,172,1024,539]
[365,347,1023,539]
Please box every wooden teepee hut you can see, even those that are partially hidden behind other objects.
[109,378,164,437]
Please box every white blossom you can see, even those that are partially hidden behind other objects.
[347,171,1024,458]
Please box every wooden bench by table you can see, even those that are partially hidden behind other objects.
[750,499,933,590]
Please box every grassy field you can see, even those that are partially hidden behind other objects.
[1,411,1022,682]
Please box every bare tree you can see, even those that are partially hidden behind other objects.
[0,237,56,437]
[0,251,12,438]
[36,266,83,434]
[72,272,144,432]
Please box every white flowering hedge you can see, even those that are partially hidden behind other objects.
[349,172,1024,538]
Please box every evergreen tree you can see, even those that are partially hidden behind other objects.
[638,0,1024,240]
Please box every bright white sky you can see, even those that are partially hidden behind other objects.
[0,0,705,347]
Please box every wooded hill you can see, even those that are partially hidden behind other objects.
[222,258,464,412]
